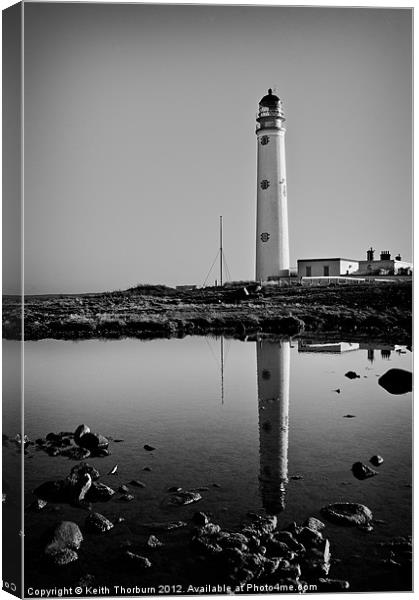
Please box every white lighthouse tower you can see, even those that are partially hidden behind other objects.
[255,89,290,281]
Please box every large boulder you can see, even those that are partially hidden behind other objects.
[321,503,373,527]
[45,521,83,566]
[378,369,412,395]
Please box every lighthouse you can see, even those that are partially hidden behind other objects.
[255,89,290,281]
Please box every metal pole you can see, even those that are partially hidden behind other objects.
[220,216,223,287]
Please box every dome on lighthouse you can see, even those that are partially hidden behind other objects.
[259,88,280,107]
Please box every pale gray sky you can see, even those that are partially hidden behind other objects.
[18,3,412,293]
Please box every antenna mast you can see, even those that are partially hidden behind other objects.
[219,216,223,287]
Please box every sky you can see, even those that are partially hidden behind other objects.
[10,3,413,293]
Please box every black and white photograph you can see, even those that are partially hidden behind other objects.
[2,2,412,597]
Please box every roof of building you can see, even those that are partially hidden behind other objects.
[297,258,359,263]
[259,88,280,107]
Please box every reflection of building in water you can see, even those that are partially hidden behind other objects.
[298,340,360,354]
[367,348,375,364]
[381,349,391,360]
[257,339,290,514]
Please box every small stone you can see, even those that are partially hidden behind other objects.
[119,493,134,502]
[143,467,152,471]
[318,578,350,591]
[370,455,384,466]
[146,535,163,548]
[343,414,356,418]
[303,517,325,532]
[49,548,79,566]
[86,482,115,502]
[78,432,109,451]
[345,371,360,379]
[130,480,146,488]
[192,512,209,527]
[118,485,129,494]
[61,447,91,460]
[351,462,378,480]
[28,498,48,511]
[85,512,114,533]
[144,444,155,451]
[124,551,152,569]
[74,424,90,443]
[77,574,95,587]
[290,474,304,480]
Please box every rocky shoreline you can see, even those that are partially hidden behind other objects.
[2,281,412,344]
[10,419,411,594]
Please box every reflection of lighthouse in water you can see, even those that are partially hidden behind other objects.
[257,339,290,514]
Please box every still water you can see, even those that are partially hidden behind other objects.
[3,337,413,592]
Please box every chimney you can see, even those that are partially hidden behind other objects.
[366,247,375,261]
[380,251,391,261]
[395,254,401,261]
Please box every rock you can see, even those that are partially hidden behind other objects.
[46,433,62,443]
[370,455,384,466]
[143,467,152,471]
[28,498,48,511]
[351,462,378,480]
[35,438,46,446]
[146,535,163,548]
[290,474,304,480]
[77,574,95,587]
[378,369,412,395]
[130,480,146,488]
[195,523,221,537]
[94,448,111,457]
[298,526,324,547]
[161,491,202,507]
[86,482,116,502]
[191,535,222,556]
[343,414,356,418]
[118,485,129,494]
[34,480,67,502]
[123,551,152,569]
[74,424,90,444]
[113,439,124,443]
[303,517,325,532]
[192,512,210,527]
[119,493,134,502]
[61,447,91,460]
[85,512,114,533]
[141,521,187,531]
[48,548,79,566]
[144,444,155,451]
[345,371,360,379]
[46,446,61,457]
[45,521,83,565]
[318,578,350,591]
[274,531,303,552]
[68,462,100,483]
[302,539,331,576]
[242,514,278,536]
[167,486,182,493]
[321,503,373,527]
[78,432,109,451]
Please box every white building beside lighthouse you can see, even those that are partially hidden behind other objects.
[256,89,290,281]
